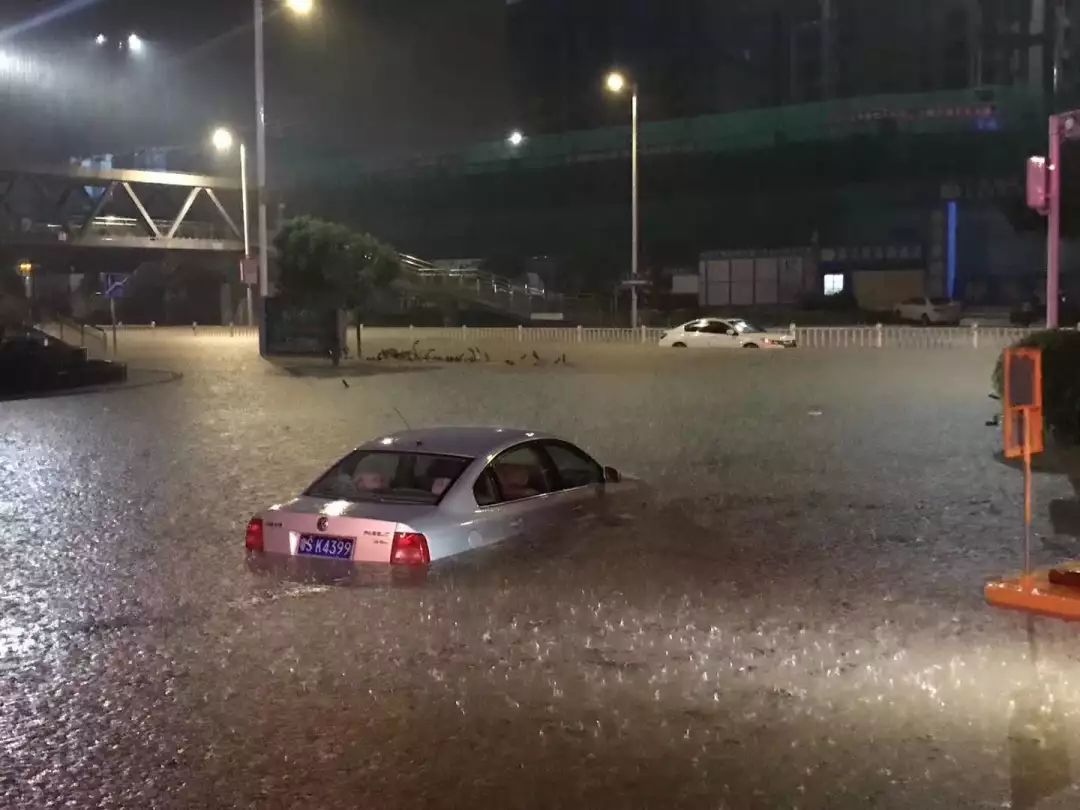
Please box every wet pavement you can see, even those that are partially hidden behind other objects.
[3,333,1080,808]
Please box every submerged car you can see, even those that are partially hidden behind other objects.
[245,427,632,568]
[658,318,796,349]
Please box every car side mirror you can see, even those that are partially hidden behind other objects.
[604,466,621,484]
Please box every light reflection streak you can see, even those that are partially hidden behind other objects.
[0,0,103,43]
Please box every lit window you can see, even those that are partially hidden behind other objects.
[824,274,844,296]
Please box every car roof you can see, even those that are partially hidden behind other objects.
[357,427,555,459]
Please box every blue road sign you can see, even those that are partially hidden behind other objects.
[102,273,131,300]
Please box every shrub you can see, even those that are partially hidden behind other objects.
[993,330,1080,443]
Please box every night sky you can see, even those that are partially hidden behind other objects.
[0,0,513,164]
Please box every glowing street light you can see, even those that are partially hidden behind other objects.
[604,70,640,329]
[605,71,627,94]
[285,0,315,14]
[95,34,107,46]
[507,130,525,147]
[212,127,235,153]
[127,33,144,53]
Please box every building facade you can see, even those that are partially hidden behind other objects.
[506,0,1067,133]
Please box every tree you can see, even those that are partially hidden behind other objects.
[275,217,401,357]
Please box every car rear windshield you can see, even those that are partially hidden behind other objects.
[305,451,472,504]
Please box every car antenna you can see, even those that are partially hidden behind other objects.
[392,406,412,431]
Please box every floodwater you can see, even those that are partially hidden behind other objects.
[3,333,1080,809]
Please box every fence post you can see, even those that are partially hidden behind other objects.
[577,324,584,343]
[517,324,524,343]
[971,323,979,349]
[192,321,198,336]
[80,324,85,347]
[151,321,156,329]
[640,324,647,344]
[462,324,467,342]
[876,323,883,349]
[229,321,235,338]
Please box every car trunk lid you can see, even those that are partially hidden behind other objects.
[260,496,433,563]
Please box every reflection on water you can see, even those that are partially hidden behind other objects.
[1009,682,1070,809]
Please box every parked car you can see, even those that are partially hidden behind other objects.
[893,297,962,325]
[658,318,796,349]
[1009,296,1080,327]
[244,427,638,568]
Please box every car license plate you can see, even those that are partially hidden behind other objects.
[297,534,354,560]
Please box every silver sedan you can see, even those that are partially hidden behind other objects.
[245,427,635,569]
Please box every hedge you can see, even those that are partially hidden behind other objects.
[993,330,1080,444]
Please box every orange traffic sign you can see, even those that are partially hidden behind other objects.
[1003,348,1043,459]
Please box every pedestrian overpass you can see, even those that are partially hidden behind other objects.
[0,163,567,322]
[0,164,246,253]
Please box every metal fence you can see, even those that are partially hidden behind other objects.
[37,318,111,354]
[358,325,665,344]
[88,323,1041,350]
[794,324,1036,350]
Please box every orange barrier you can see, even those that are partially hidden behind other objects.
[985,566,1080,622]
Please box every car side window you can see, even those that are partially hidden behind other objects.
[542,442,603,490]
[487,445,553,503]
[683,322,702,333]
[473,468,500,507]
[702,321,731,334]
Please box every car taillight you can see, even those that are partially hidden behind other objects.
[245,517,264,552]
[390,532,430,566]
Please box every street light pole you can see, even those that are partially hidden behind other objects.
[254,0,270,312]
[630,85,639,331]
[1048,114,1062,329]
[240,142,254,326]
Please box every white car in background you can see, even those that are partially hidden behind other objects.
[658,318,796,349]
[893,297,962,325]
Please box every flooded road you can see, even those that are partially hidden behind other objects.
[3,334,1079,808]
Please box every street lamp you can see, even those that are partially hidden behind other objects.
[95,34,107,46]
[127,33,144,54]
[507,130,525,148]
[17,261,33,301]
[212,127,235,153]
[605,70,640,329]
[253,0,315,318]
[212,127,254,326]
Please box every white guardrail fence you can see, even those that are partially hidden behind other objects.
[79,322,1046,350]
